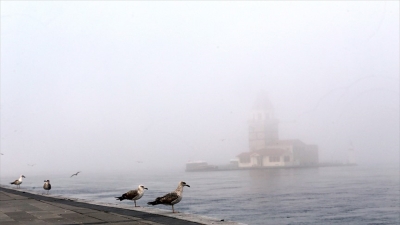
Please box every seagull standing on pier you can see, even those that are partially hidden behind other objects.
[70,171,81,177]
[43,180,51,194]
[147,181,190,213]
[10,175,26,188]
[116,185,148,207]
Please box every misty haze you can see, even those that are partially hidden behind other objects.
[1,1,399,225]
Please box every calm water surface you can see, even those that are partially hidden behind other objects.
[1,164,399,225]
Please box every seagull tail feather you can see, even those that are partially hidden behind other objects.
[147,197,162,205]
[147,201,157,205]
[116,193,129,201]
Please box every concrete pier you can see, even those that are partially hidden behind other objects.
[0,186,243,225]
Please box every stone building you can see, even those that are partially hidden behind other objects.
[237,95,319,168]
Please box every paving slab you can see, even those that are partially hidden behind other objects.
[60,212,105,223]
[41,217,79,224]
[0,212,14,221]
[46,209,77,214]
[85,211,132,222]
[4,211,37,221]
[26,211,63,219]
[1,221,20,225]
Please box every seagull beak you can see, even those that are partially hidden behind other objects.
[144,188,148,190]
[185,184,190,187]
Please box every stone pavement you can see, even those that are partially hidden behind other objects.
[0,187,206,225]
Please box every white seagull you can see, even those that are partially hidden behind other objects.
[10,175,26,188]
[43,180,51,194]
[147,181,190,213]
[116,185,148,207]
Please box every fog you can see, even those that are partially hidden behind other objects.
[1,1,399,176]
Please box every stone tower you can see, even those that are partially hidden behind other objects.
[248,94,279,151]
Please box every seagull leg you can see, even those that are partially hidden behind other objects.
[134,200,137,207]
[172,205,175,213]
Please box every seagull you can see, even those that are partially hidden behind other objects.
[147,181,190,213]
[70,171,81,177]
[10,175,26,188]
[115,185,148,207]
[43,180,51,194]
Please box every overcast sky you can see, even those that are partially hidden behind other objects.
[1,1,399,176]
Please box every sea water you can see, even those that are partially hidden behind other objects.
[1,164,399,225]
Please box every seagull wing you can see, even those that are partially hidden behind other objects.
[43,183,51,190]
[125,190,139,199]
[10,179,18,184]
[158,192,179,204]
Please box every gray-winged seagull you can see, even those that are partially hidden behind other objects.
[43,180,51,194]
[116,185,148,207]
[10,175,26,188]
[147,181,190,213]
[70,171,81,177]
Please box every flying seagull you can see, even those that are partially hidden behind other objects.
[10,175,26,188]
[70,171,81,177]
[147,181,190,213]
[43,180,51,194]
[116,185,148,207]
